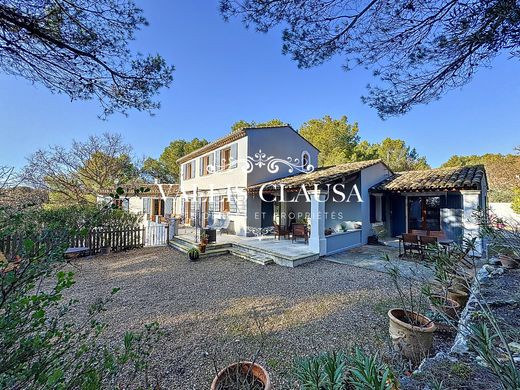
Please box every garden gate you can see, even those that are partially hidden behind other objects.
[144,223,169,247]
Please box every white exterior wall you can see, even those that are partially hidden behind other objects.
[489,202,520,222]
[360,163,393,243]
[178,127,319,236]
[180,136,249,235]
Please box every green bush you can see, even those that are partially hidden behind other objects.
[0,190,160,389]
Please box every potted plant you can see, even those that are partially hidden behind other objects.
[386,257,436,362]
[199,230,208,253]
[211,361,271,390]
[188,247,199,261]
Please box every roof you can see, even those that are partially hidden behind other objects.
[370,165,486,193]
[248,159,388,191]
[98,183,180,197]
[176,125,318,164]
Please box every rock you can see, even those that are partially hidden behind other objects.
[491,267,505,276]
[483,264,495,274]
[488,257,502,266]
[476,356,489,368]
[508,342,520,354]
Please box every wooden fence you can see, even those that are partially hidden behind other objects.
[0,227,145,261]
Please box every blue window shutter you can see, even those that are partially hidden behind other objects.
[215,150,221,171]
[199,157,203,176]
[181,164,186,180]
[208,153,214,173]
[165,198,173,215]
[230,143,238,168]
[191,161,196,178]
[143,198,151,214]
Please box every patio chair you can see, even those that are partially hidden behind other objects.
[428,230,446,240]
[217,218,230,235]
[273,222,289,240]
[207,218,223,230]
[402,233,421,257]
[410,229,428,236]
[292,223,309,244]
[419,235,438,259]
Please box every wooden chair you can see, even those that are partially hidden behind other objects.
[273,222,289,240]
[402,233,421,257]
[292,223,309,244]
[419,235,438,259]
[428,230,446,240]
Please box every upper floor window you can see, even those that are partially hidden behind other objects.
[221,147,231,170]
[200,154,212,176]
[183,161,195,180]
[302,151,310,170]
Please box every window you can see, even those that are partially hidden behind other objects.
[302,151,310,170]
[200,155,211,176]
[221,147,231,170]
[408,196,441,231]
[221,196,230,212]
[184,161,195,180]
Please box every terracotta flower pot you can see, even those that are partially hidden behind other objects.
[447,288,469,307]
[388,308,436,361]
[429,295,461,320]
[199,243,206,253]
[499,254,518,269]
[211,361,271,390]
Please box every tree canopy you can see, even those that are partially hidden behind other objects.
[221,0,520,118]
[298,115,428,171]
[442,152,520,203]
[23,133,140,205]
[299,116,360,167]
[142,138,209,183]
[230,119,286,132]
[0,0,174,117]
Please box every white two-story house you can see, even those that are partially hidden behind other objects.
[177,125,319,236]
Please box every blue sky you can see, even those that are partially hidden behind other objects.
[1,0,519,169]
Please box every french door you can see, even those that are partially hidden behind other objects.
[408,196,441,231]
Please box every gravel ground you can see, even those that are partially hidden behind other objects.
[63,247,403,389]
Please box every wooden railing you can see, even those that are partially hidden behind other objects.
[0,227,145,261]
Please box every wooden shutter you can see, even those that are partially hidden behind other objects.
[230,143,238,168]
[199,157,204,176]
[191,161,196,178]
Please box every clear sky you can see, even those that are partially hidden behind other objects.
[1,0,519,169]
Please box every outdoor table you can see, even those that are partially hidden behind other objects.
[438,239,454,253]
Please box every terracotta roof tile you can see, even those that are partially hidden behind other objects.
[370,165,486,192]
[248,159,388,191]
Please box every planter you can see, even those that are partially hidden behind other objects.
[499,254,519,269]
[450,274,471,294]
[199,243,207,253]
[388,308,436,361]
[211,361,271,390]
[447,288,469,307]
[429,295,460,320]
[188,250,199,261]
[99,246,111,255]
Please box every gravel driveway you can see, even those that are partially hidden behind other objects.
[65,247,401,389]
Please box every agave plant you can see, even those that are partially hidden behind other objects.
[294,351,347,390]
[348,348,398,390]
